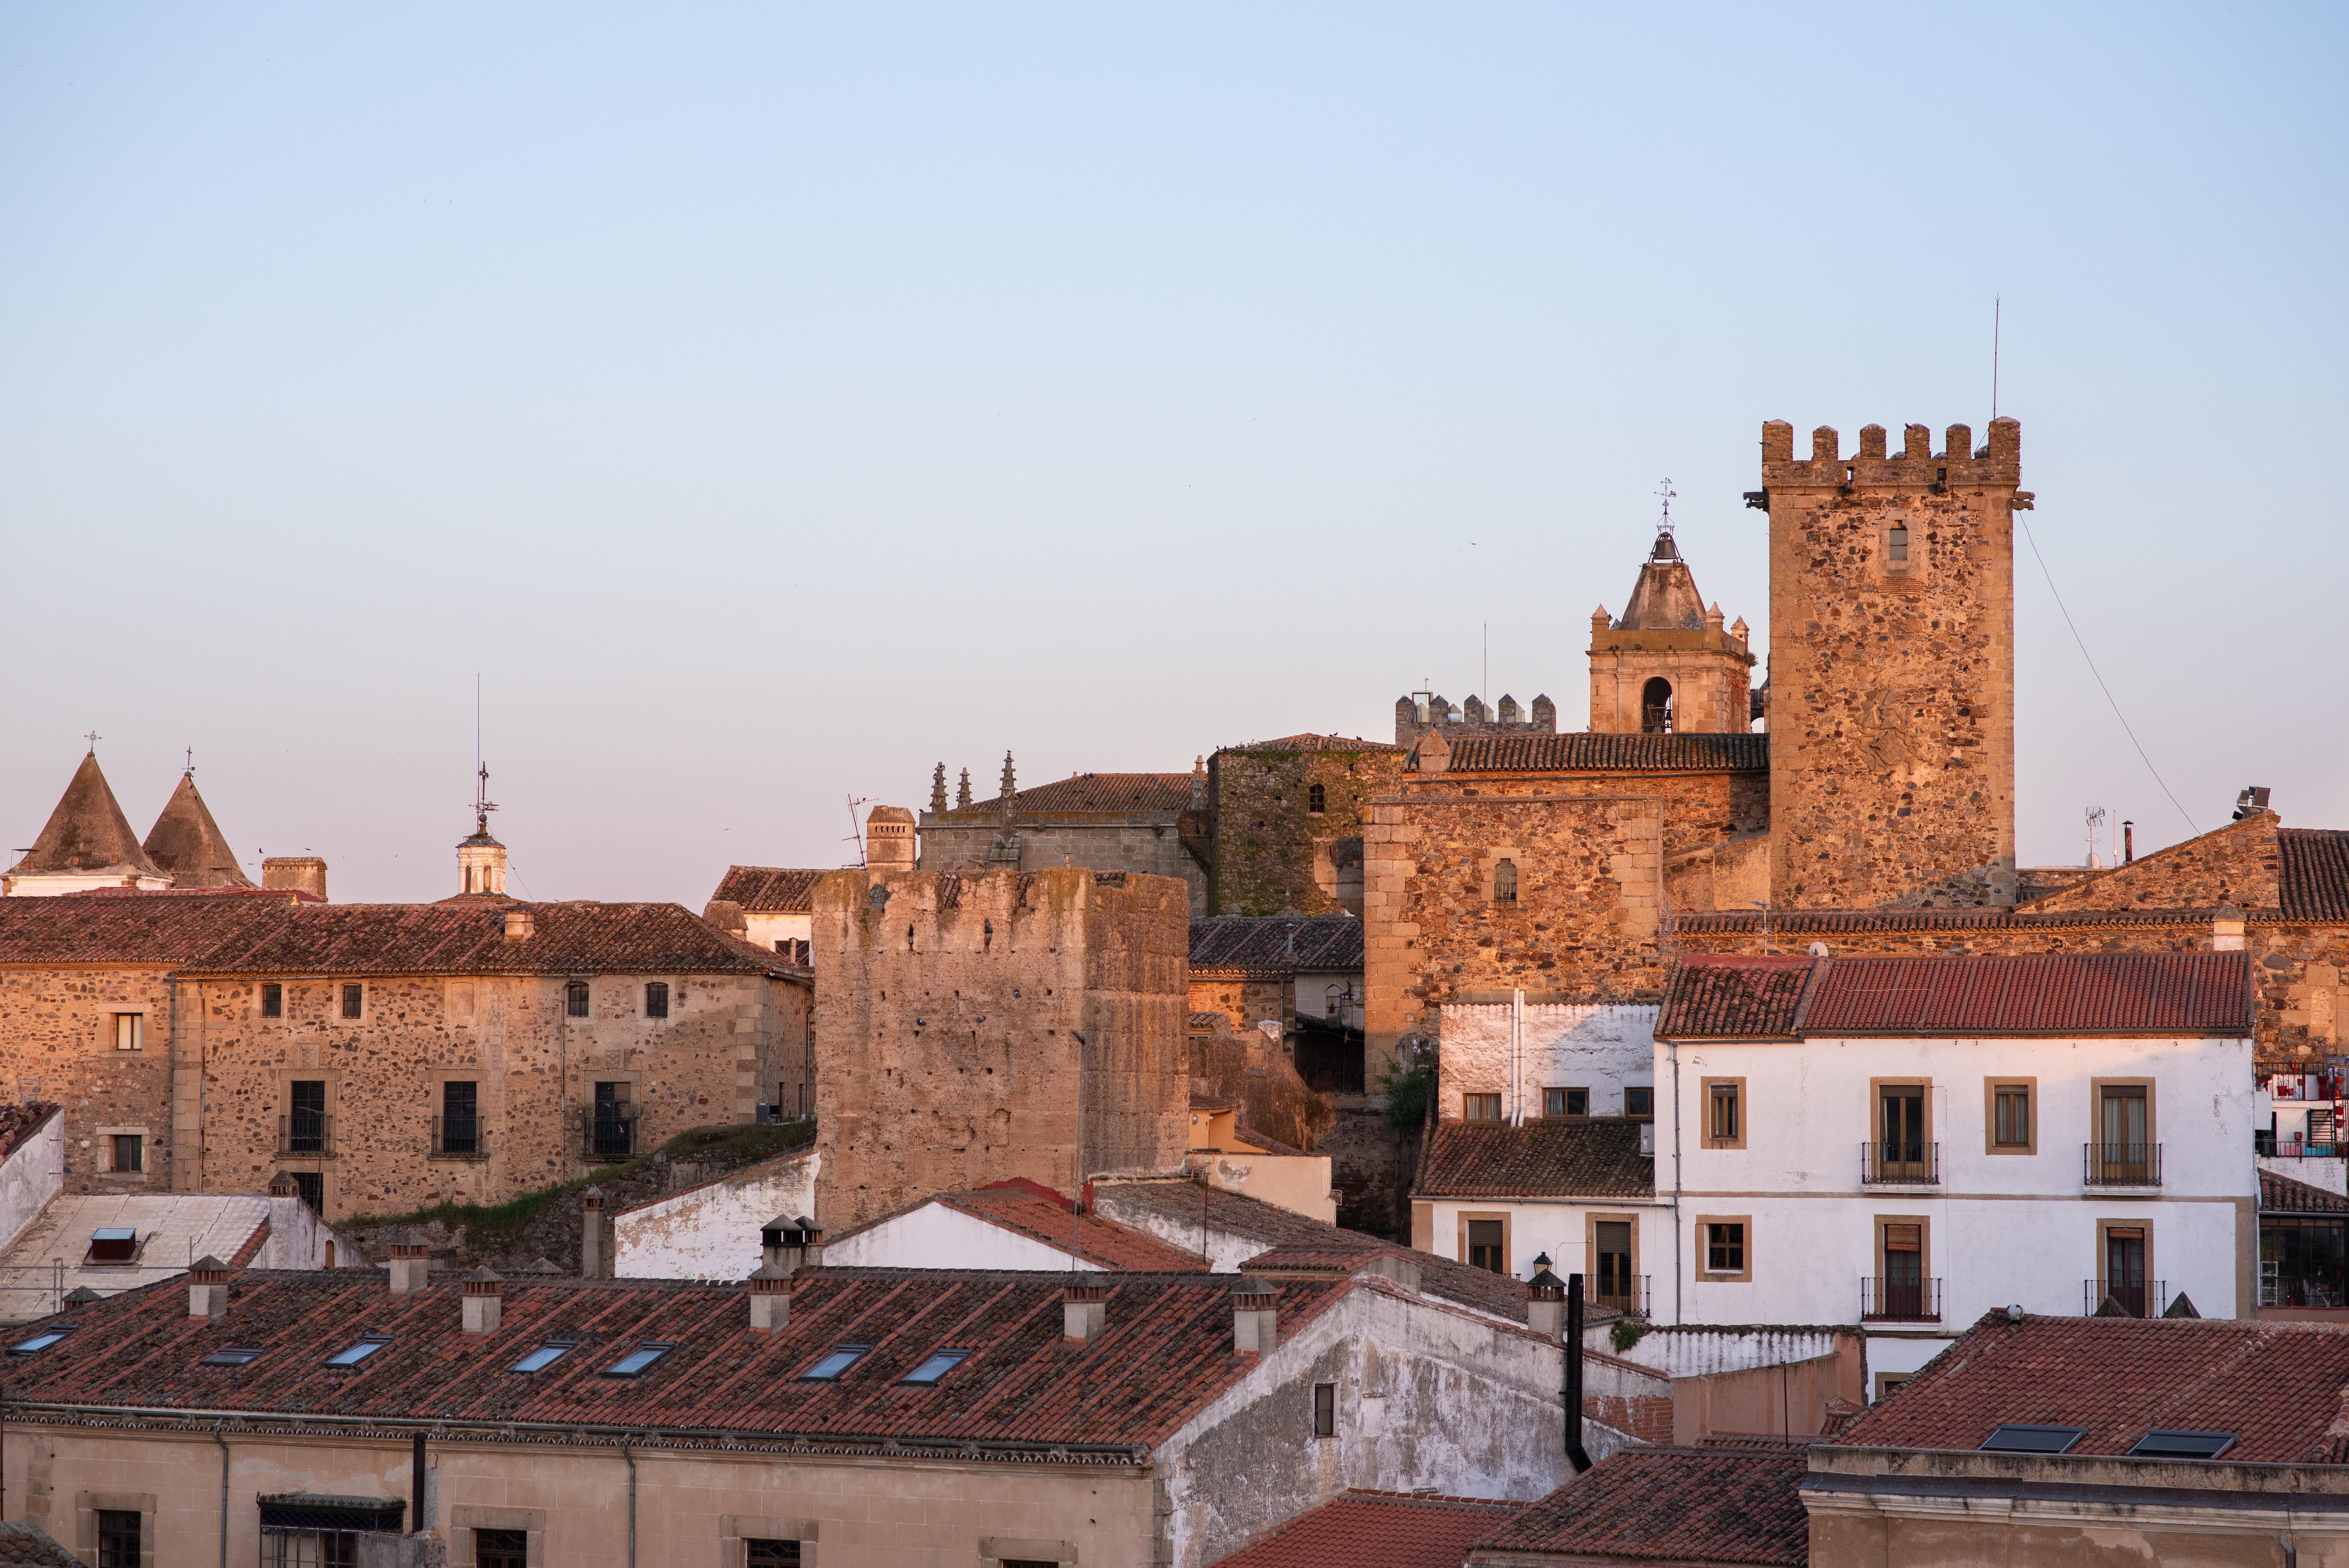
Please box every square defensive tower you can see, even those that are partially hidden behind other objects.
[1756,417,2027,908]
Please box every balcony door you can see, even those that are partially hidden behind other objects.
[1879,1085,1927,1180]
[2099,1086,2150,1181]
[2105,1225,2148,1316]
[1594,1221,1635,1310]
[1881,1222,1924,1319]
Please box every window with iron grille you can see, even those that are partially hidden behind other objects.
[441,1081,479,1156]
[289,1080,327,1153]
[1492,858,1518,903]
[262,983,283,1018]
[744,1543,800,1568]
[340,984,363,1020]
[645,982,669,1019]
[1307,783,1326,814]
[476,1531,528,1568]
[566,981,590,1018]
[97,1510,140,1568]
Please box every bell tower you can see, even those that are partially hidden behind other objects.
[1587,496,1756,734]
[456,762,508,898]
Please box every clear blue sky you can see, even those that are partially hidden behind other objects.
[4,5,2343,903]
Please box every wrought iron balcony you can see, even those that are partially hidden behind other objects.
[2083,1143,2162,1186]
[2085,1278,2168,1318]
[1583,1275,1650,1317]
[1860,1142,1941,1184]
[1861,1278,1942,1322]
[582,1110,639,1160]
[276,1114,333,1158]
[431,1115,487,1159]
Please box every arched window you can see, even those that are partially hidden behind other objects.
[1494,858,1518,904]
[1641,677,1674,734]
[1889,525,1910,563]
[1308,783,1326,814]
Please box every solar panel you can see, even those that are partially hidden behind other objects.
[2129,1429,2236,1459]
[1979,1424,2085,1453]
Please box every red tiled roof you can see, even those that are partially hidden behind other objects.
[1428,733,1767,774]
[3,1267,1349,1456]
[1834,1312,2349,1463]
[1221,735,1407,755]
[1417,1119,1654,1201]
[0,889,304,964]
[1471,1437,1809,1564]
[180,901,789,978]
[2260,1169,2349,1214]
[708,866,827,913]
[2282,830,2349,921]
[1189,916,1363,975]
[0,1520,82,1568]
[1657,952,2255,1039]
[1213,1490,1522,1568]
[931,1183,1207,1272]
[929,774,1193,821]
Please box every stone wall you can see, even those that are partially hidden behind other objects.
[920,816,1207,916]
[0,965,182,1190]
[1208,743,1405,916]
[1761,418,2022,909]
[811,866,1189,1231]
[2023,811,2281,912]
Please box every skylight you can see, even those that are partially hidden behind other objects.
[2129,1429,2237,1459]
[1979,1424,2085,1454]
[510,1342,577,1374]
[604,1343,675,1377]
[802,1344,872,1381]
[900,1349,970,1385]
[201,1347,266,1367]
[325,1335,392,1368]
[9,1326,73,1355]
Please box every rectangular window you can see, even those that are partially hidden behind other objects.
[1463,1093,1502,1123]
[1697,1217,1751,1279]
[291,1172,323,1214]
[1875,1083,1930,1179]
[1492,857,1518,903]
[1624,1086,1654,1119]
[509,1342,576,1374]
[1543,1087,1589,1118]
[566,981,590,1018]
[476,1530,529,1568]
[340,983,363,1019]
[97,1510,140,1568]
[1705,1080,1743,1147]
[801,1344,870,1380]
[1466,1219,1505,1274]
[1593,1219,1635,1309]
[605,1342,675,1377]
[112,1134,143,1174]
[325,1335,392,1368]
[744,1544,801,1568]
[1888,525,1909,563]
[261,982,284,1018]
[441,1080,479,1156]
[289,1080,327,1154]
[1312,1381,1336,1438]
[113,1013,142,1051]
[202,1346,266,1366]
[900,1349,969,1385]
[645,981,669,1019]
[1994,1084,2032,1147]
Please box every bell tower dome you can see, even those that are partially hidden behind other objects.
[455,763,508,898]
[1587,492,1756,734]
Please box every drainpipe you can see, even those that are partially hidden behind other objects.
[1563,1274,1592,1473]
[410,1432,426,1535]
[212,1422,229,1568]
[624,1438,637,1568]
[1668,1035,1684,1326]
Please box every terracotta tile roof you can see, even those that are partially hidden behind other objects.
[0,889,304,965]
[1213,1490,1522,1568]
[708,866,827,914]
[929,774,1193,821]
[1833,1311,2349,1463]
[175,900,791,978]
[1189,916,1363,975]
[0,1521,80,1568]
[1657,952,2255,1039]
[1672,907,2230,935]
[141,773,257,889]
[930,1182,1206,1271]
[1188,1011,1232,1033]
[0,1104,59,1165]
[1429,733,1767,774]
[2260,1169,2349,1214]
[6,752,162,879]
[1220,735,1407,755]
[1417,1119,1654,1201]
[1471,1436,1809,1565]
[2,1266,1347,1457]
[2282,830,2349,921]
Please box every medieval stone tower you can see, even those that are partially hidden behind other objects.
[1758,417,2025,908]
[1587,527,1755,734]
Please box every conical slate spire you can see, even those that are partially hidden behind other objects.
[8,751,163,879]
[143,772,256,889]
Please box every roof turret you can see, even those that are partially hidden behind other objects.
[7,751,165,882]
[1614,527,1711,631]
[143,771,257,889]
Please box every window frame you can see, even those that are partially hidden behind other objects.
[565,980,591,1019]
[509,1340,578,1374]
[1457,1212,1510,1276]
[2097,1218,2155,1310]
[324,1334,392,1368]
[644,981,670,1020]
[1461,1092,1503,1123]
[899,1348,970,1385]
[2091,1076,2158,1155]
[10,1325,76,1354]
[1306,782,1326,815]
[110,1133,143,1174]
[1311,1381,1336,1439]
[260,982,284,1019]
[112,1012,143,1052]
[1695,1215,1752,1283]
[604,1342,676,1378]
[1700,1078,1747,1150]
[339,983,364,1021]
[201,1346,266,1367]
[96,1507,140,1568]
[1543,1087,1590,1119]
[1624,1085,1654,1119]
[1586,1211,1641,1306]
[799,1343,872,1381]
[1985,1076,2038,1154]
[1478,847,1527,907]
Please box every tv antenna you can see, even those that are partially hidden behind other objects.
[472,676,498,834]
[844,795,872,865]
[2084,805,2107,870]
[1992,295,2001,420]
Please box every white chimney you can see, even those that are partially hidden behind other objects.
[749,1265,793,1332]
[188,1256,232,1319]
[2214,903,2246,953]
[388,1233,431,1294]
[460,1267,503,1335]
[1232,1276,1280,1354]
[1063,1284,1107,1346]
[1526,1260,1567,1343]
[504,907,535,941]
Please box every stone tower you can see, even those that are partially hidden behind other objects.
[864,804,917,871]
[1587,527,1755,734]
[1757,417,2026,908]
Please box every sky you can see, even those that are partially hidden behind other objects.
[3,5,2344,904]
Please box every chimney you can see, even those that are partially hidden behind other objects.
[460,1267,504,1335]
[388,1232,431,1294]
[189,1255,232,1319]
[2123,820,2135,864]
[748,1264,794,1332]
[1232,1276,1280,1354]
[704,899,747,937]
[504,907,536,941]
[581,1188,606,1279]
[262,856,328,901]
[1639,1121,1655,1157]
[761,1215,823,1274]
[2214,903,2247,953]
[1526,1257,1567,1342]
[1063,1283,1108,1346]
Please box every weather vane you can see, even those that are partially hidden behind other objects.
[83,731,101,754]
[1656,478,1677,536]
[473,762,499,835]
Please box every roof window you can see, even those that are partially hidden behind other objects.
[604,1342,675,1377]
[89,1227,137,1263]
[9,1326,74,1355]
[2129,1429,2237,1459]
[801,1344,872,1381]
[510,1341,577,1374]
[1979,1423,2084,1453]
[900,1349,970,1385]
[201,1346,266,1367]
[325,1335,392,1368]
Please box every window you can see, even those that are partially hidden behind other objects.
[1624,1086,1654,1119]
[340,984,363,1019]
[97,1509,139,1568]
[90,1227,137,1262]
[1874,1372,1913,1401]
[476,1531,529,1568]
[1641,676,1674,734]
[202,1346,266,1366]
[1704,1080,1744,1147]
[10,1326,73,1354]
[291,1172,324,1214]
[901,1349,969,1384]
[2261,1215,2347,1308]
[605,1342,675,1377]
[2103,1223,2150,1316]
[261,983,283,1018]
[1593,1220,1636,1310]
[1463,1093,1502,1123]
[2094,1082,2155,1182]
[745,1543,801,1568]
[510,1341,576,1374]
[325,1335,392,1367]
[440,1080,479,1156]
[1466,1219,1506,1274]
[566,981,590,1018]
[2130,1429,2237,1459]
[289,1080,327,1154]
[1543,1087,1589,1118]
[258,1496,404,1566]
[113,1013,142,1051]
[1980,1424,2084,1454]
[801,1344,870,1380]
[1492,858,1518,904]
[1992,1082,2033,1151]
[645,982,669,1019]
[111,1134,143,1174]
[1875,1083,1929,1180]
[1312,1381,1336,1438]
[1888,525,1909,563]
[1705,1221,1745,1274]
[1308,783,1326,814]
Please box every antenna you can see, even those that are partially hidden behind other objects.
[1992,296,2001,421]
[2084,805,2107,870]
[1482,622,1488,716]
[843,795,872,864]
[470,677,498,834]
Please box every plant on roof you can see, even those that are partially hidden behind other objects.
[1380,1062,1430,1131]
[1609,1316,1650,1355]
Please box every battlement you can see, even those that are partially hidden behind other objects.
[1758,416,2021,491]
[1394,692,1556,747]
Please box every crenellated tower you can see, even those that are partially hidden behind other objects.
[1754,417,2028,908]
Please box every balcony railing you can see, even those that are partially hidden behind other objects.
[2085,1279,2168,1318]
[2083,1143,2163,1186]
[276,1114,333,1158]
[2262,1269,2347,1309]
[431,1115,487,1159]
[582,1110,639,1160]
[1583,1275,1650,1317]
[1861,1142,1941,1185]
[1861,1277,1942,1322]
[2257,1131,2340,1159]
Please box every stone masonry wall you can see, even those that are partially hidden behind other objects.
[1762,418,2021,909]
[812,866,1189,1231]
[921,818,1207,916]
[0,965,180,1190]
[1209,745,1406,916]
[2023,811,2281,913]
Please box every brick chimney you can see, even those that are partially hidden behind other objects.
[262,856,328,900]
[2214,903,2246,952]
[189,1255,232,1319]
[1526,1258,1567,1342]
[388,1232,431,1294]
[1232,1276,1280,1354]
[749,1264,794,1332]
[761,1215,823,1274]
[461,1266,504,1335]
[1063,1283,1108,1346]
[504,906,535,941]
[581,1188,606,1279]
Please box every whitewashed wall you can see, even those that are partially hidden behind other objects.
[613,1149,818,1280]
[1418,1198,1673,1306]
[1437,1003,1656,1121]
[0,1112,63,1254]
[821,1199,1105,1272]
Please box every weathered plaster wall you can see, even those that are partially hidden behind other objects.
[1434,1002,1656,1123]
[821,1199,1105,1272]
[612,1149,818,1280]
[0,1109,64,1253]
[1208,745,1404,917]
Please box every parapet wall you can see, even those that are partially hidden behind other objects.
[1759,417,2022,490]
